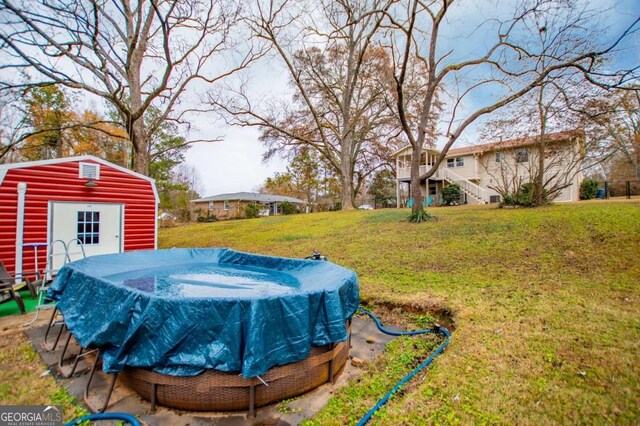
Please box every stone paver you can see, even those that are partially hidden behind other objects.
[24,316,398,425]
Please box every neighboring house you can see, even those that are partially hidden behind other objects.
[157,211,177,227]
[0,155,158,277]
[191,192,305,220]
[394,130,585,206]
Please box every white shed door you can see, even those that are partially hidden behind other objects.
[49,202,123,271]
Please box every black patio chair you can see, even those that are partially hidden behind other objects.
[0,262,38,314]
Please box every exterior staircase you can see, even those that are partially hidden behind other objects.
[437,168,488,204]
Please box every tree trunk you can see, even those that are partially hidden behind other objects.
[55,138,63,158]
[340,178,354,210]
[410,145,422,214]
[534,89,546,207]
[340,157,355,210]
[339,131,356,210]
[130,117,149,175]
[535,142,545,206]
[127,28,149,176]
[635,132,640,180]
[54,111,63,158]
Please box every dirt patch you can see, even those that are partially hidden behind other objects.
[359,299,456,332]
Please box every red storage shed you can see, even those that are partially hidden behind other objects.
[0,155,158,277]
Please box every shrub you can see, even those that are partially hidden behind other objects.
[281,201,297,215]
[500,191,532,207]
[329,202,342,211]
[408,208,438,223]
[580,178,599,200]
[442,183,463,206]
[244,203,261,219]
[500,182,549,207]
[196,214,217,223]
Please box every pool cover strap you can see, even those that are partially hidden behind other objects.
[46,248,359,378]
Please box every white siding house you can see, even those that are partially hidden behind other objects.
[394,130,584,206]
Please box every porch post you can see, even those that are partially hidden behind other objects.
[396,180,401,208]
[426,179,429,205]
[405,182,410,207]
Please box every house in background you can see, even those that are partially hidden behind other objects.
[394,130,585,206]
[191,192,305,220]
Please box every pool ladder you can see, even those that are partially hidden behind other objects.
[40,239,86,351]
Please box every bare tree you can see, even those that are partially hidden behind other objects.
[211,0,400,210]
[174,162,203,196]
[480,66,591,206]
[483,81,639,196]
[479,91,586,206]
[581,90,640,181]
[479,131,585,204]
[0,92,131,162]
[0,88,28,162]
[385,0,640,214]
[0,0,263,174]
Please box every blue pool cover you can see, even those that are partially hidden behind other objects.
[47,248,359,378]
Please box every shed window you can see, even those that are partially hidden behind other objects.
[223,201,230,210]
[516,149,529,163]
[77,211,100,245]
[79,162,100,179]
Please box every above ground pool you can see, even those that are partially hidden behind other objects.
[47,249,358,413]
[47,248,359,411]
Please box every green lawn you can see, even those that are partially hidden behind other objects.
[160,200,640,425]
[0,327,90,422]
[0,290,39,318]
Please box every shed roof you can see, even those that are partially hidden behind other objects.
[0,155,159,202]
[192,192,305,204]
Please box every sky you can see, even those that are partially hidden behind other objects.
[2,0,637,197]
[189,126,287,196]
[184,0,639,197]
[183,55,292,197]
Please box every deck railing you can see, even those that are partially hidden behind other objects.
[397,165,488,203]
[397,165,429,179]
[439,168,488,203]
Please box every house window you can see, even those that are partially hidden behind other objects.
[455,157,464,167]
[77,211,100,245]
[447,158,455,168]
[495,152,505,163]
[223,201,230,210]
[516,149,529,163]
[208,201,214,211]
[399,154,411,168]
[79,162,100,180]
